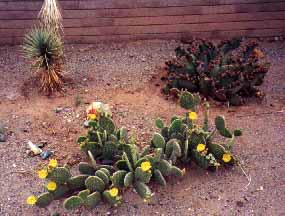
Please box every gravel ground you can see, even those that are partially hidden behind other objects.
[0,40,284,216]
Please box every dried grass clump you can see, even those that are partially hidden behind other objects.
[38,0,63,33]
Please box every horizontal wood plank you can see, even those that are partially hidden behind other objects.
[1,28,284,45]
[1,20,285,37]
[1,3,285,19]
[1,11,285,29]
[0,0,285,10]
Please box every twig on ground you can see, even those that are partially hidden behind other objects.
[236,109,284,118]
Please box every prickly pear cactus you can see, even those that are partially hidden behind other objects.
[163,38,270,105]
[27,101,242,211]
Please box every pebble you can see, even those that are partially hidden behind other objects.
[55,107,63,113]
[236,200,244,207]
[83,120,89,128]
[40,150,53,160]
[0,133,6,142]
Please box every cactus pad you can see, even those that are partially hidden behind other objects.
[157,159,172,176]
[102,142,118,160]
[102,190,121,206]
[152,133,166,149]
[63,196,83,210]
[49,167,71,184]
[68,175,89,191]
[78,162,95,175]
[78,189,90,201]
[170,166,185,177]
[111,170,127,188]
[36,192,54,208]
[153,169,167,186]
[99,116,115,134]
[52,185,70,200]
[155,118,164,129]
[124,172,134,187]
[85,176,106,192]
[169,119,182,135]
[95,169,110,185]
[179,91,196,109]
[86,192,101,208]
[135,167,152,183]
[134,181,152,199]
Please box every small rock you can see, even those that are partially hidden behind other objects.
[0,133,6,142]
[40,150,53,160]
[236,200,244,207]
[243,196,250,201]
[83,120,89,128]
[274,36,279,41]
[55,107,63,113]
[39,140,48,147]
[209,194,218,199]
[28,140,43,155]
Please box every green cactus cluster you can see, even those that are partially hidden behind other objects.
[63,167,121,210]
[28,98,242,210]
[34,166,88,208]
[78,114,131,162]
[33,160,121,210]
[152,91,241,170]
[112,143,184,199]
[162,38,270,106]
[112,145,154,200]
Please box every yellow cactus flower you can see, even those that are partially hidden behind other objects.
[26,195,37,205]
[109,187,119,197]
[197,143,206,152]
[189,111,198,121]
[46,181,57,191]
[48,159,57,168]
[141,161,152,172]
[222,153,232,163]
[88,113,97,120]
[38,169,48,179]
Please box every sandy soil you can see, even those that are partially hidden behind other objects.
[0,40,284,216]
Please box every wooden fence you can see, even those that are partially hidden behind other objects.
[0,0,285,45]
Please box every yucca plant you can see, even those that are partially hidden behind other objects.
[22,28,64,93]
[38,0,63,33]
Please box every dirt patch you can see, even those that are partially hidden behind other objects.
[0,40,284,216]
